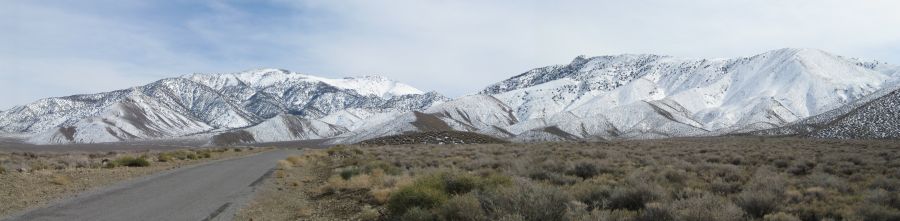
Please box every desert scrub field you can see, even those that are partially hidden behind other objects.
[241,137,900,221]
[0,147,269,217]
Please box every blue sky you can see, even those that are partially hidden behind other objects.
[2,0,899,109]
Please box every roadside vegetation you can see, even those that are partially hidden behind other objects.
[0,147,267,217]
[240,137,900,221]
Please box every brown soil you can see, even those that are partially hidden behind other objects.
[357,131,508,145]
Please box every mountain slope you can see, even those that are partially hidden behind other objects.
[478,48,894,140]
[209,114,348,145]
[337,48,898,143]
[1,69,446,144]
[750,84,900,139]
[4,48,899,145]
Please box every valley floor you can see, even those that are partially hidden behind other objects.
[236,137,900,221]
[0,147,269,219]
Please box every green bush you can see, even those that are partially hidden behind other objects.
[443,173,479,195]
[399,207,434,221]
[387,171,512,217]
[477,181,571,221]
[635,203,675,221]
[364,160,402,175]
[763,212,801,221]
[0,165,6,174]
[669,194,745,221]
[437,193,487,221]
[339,167,362,180]
[735,190,781,218]
[570,162,600,179]
[388,185,449,216]
[569,182,613,210]
[856,205,900,221]
[114,156,151,167]
[607,184,662,210]
[198,150,212,159]
[528,169,579,185]
[157,153,173,162]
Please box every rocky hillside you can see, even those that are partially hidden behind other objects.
[1,69,447,144]
[338,48,899,142]
[357,131,508,145]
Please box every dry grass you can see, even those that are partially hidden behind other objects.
[49,175,71,186]
[238,137,900,221]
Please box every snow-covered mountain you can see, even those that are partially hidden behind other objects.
[0,69,447,144]
[337,48,899,142]
[209,114,349,145]
[750,82,900,139]
[3,48,899,145]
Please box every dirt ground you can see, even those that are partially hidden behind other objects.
[0,147,269,218]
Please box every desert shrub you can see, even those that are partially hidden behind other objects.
[773,159,790,168]
[157,153,172,162]
[803,172,851,193]
[339,166,362,180]
[606,184,663,210]
[661,168,688,184]
[736,190,782,218]
[233,148,243,152]
[437,193,487,221]
[50,175,72,185]
[496,214,526,221]
[113,156,150,167]
[528,169,579,185]
[787,161,814,176]
[197,150,212,158]
[0,165,5,174]
[865,189,900,211]
[388,186,448,216]
[162,151,198,161]
[869,177,900,192]
[669,194,745,221]
[399,207,434,221]
[443,173,480,195]
[29,160,53,170]
[793,202,845,221]
[388,171,510,217]
[478,181,571,221]
[365,161,402,176]
[277,160,293,170]
[327,146,364,158]
[763,212,801,221]
[635,203,675,221]
[856,205,900,221]
[709,178,743,194]
[737,170,786,218]
[570,162,599,179]
[186,152,199,160]
[358,206,381,221]
[569,182,613,210]
[286,155,305,165]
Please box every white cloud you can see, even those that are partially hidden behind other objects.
[2,0,899,109]
[287,0,900,96]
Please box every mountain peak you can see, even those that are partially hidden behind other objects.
[758,48,833,59]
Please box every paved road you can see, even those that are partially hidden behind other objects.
[4,150,295,221]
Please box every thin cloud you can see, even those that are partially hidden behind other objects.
[2,0,899,109]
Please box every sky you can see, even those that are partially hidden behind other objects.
[2,0,899,110]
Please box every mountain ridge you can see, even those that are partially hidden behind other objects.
[3,48,899,145]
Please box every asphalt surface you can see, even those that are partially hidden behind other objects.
[4,149,296,221]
